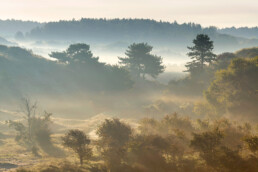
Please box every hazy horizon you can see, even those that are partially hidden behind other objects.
[1,0,257,28]
[0,1,257,171]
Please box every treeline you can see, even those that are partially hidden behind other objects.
[27,19,203,42]
[1,19,258,40]
[219,26,258,39]
[16,19,257,51]
[0,19,42,37]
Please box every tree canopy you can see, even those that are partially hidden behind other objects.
[49,43,100,66]
[48,43,133,91]
[97,118,132,170]
[119,43,165,79]
[185,34,216,74]
[205,57,258,119]
[62,129,92,165]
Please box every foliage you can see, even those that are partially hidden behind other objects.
[213,47,258,70]
[11,115,258,172]
[190,128,257,171]
[119,43,165,79]
[139,113,194,137]
[244,136,258,153]
[62,129,92,165]
[131,115,258,171]
[191,128,223,154]
[7,99,53,156]
[168,34,217,96]
[97,118,132,148]
[235,47,258,58]
[127,134,171,172]
[49,43,101,66]
[185,34,216,74]
[214,52,237,70]
[96,118,132,171]
[49,43,133,91]
[168,47,258,97]
[205,57,258,119]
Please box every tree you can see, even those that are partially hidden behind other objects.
[7,98,53,156]
[97,118,132,148]
[49,43,101,66]
[49,43,133,91]
[118,43,165,79]
[191,128,223,154]
[214,52,236,70]
[96,118,132,170]
[190,128,224,170]
[62,129,92,165]
[205,57,258,119]
[190,128,256,172]
[185,34,216,74]
[127,134,171,172]
[21,98,37,142]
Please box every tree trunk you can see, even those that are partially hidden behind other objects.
[142,73,145,80]
[80,156,83,165]
[25,100,32,141]
[201,54,204,70]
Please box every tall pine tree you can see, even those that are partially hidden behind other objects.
[185,34,216,74]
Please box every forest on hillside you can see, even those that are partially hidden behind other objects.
[19,19,258,51]
[1,19,258,53]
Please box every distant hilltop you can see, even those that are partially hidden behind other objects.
[0,18,258,53]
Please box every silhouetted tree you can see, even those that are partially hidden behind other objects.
[97,118,132,170]
[119,43,165,79]
[7,98,53,156]
[49,43,101,66]
[49,43,134,91]
[127,134,171,172]
[22,98,37,142]
[62,129,92,165]
[185,34,216,74]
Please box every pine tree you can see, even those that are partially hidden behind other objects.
[118,43,165,79]
[185,34,216,74]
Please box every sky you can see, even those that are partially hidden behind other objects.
[0,0,257,28]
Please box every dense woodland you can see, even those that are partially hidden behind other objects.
[0,20,257,172]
